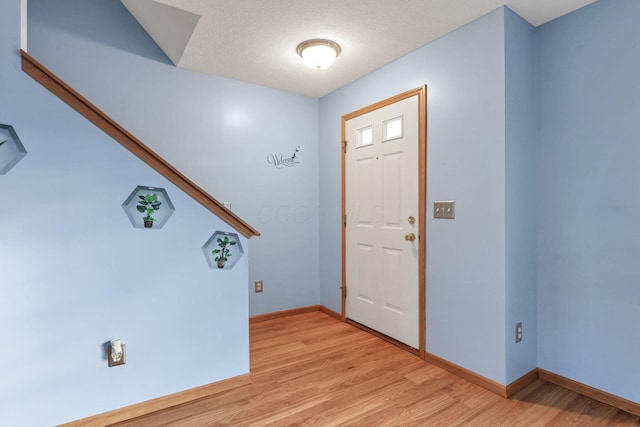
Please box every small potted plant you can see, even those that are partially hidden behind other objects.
[212,236,236,268]
[136,193,162,228]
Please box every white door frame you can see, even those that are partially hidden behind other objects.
[341,86,426,357]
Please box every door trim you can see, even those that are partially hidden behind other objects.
[341,86,427,357]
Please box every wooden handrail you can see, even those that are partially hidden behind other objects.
[20,50,259,238]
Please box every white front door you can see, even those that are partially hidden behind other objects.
[343,90,423,349]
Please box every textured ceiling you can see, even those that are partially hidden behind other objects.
[121,0,597,98]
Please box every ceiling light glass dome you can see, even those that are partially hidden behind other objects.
[296,39,341,70]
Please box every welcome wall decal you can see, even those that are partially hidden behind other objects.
[267,146,300,169]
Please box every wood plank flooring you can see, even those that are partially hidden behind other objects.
[114,312,639,426]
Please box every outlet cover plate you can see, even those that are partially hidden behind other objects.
[515,322,523,343]
[108,343,126,367]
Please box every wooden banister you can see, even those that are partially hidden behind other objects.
[20,50,259,239]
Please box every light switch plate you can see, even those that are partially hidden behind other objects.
[434,201,455,219]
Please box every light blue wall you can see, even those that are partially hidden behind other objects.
[0,1,249,425]
[27,0,320,317]
[320,9,509,384]
[20,0,640,410]
[537,0,640,403]
[504,8,538,383]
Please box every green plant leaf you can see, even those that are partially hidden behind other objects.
[230,241,237,245]
[136,206,146,213]
[138,195,146,200]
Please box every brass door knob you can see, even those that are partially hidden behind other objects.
[405,233,416,241]
[408,216,415,224]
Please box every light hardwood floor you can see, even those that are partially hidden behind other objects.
[115,312,639,426]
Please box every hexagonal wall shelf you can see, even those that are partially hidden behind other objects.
[122,186,175,229]
[202,231,244,270]
[0,124,28,175]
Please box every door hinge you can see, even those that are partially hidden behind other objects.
[342,285,347,298]
[344,213,347,227]
[342,140,347,154]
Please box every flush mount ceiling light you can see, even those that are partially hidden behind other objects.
[296,39,341,70]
